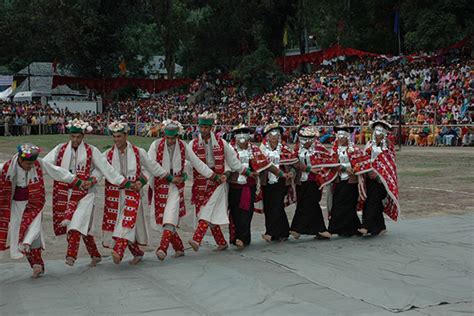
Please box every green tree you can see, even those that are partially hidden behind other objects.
[232,44,284,95]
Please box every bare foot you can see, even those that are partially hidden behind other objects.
[89,257,102,267]
[173,251,185,258]
[215,244,228,251]
[358,228,369,236]
[129,256,143,265]
[261,234,272,243]
[156,249,167,261]
[31,265,44,279]
[377,229,387,236]
[289,231,301,240]
[65,257,75,266]
[111,251,121,265]
[318,231,332,239]
[188,240,200,252]
[235,239,245,250]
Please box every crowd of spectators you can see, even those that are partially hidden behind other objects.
[1,54,473,146]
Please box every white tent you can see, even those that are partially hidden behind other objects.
[13,90,50,102]
[0,86,12,101]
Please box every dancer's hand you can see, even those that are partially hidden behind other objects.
[172,176,184,185]
[133,181,143,192]
[219,174,227,183]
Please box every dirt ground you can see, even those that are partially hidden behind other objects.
[0,139,472,262]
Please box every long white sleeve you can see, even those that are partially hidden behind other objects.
[185,143,214,178]
[139,148,167,178]
[222,139,245,173]
[42,144,61,164]
[39,158,76,183]
[91,147,125,186]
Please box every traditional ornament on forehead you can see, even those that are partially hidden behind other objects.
[198,111,217,126]
[17,143,41,161]
[66,118,93,134]
[108,120,129,134]
[263,122,284,137]
[161,119,184,137]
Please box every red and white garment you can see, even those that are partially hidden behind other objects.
[103,143,142,246]
[232,143,272,211]
[258,140,298,208]
[191,134,225,214]
[152,138,186,226]
[358,141,400,221]
[190,132,244,225]
[51,142,92,235]
[0,157,45,258]
[0,156,77,259]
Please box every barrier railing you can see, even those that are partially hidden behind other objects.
[1,122,472,146]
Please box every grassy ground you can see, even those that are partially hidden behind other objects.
[0,134,155,156]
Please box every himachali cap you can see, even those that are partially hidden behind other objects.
[334,124,354,138]
[66,119,93,134]
[162,119,183,137]
[369,120,392,136]
[297,125,319,138]
[108,121,129,134]
[232,123,253,137]
[198,112,217,126]
[263,122,284,136]
[17,143,41,161]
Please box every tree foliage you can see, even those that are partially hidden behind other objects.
[0,0,472,85]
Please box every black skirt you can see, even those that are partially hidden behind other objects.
[290,181,328,235]
[263,179,289,240]
[228,184,256,245]
[362,178,387,234]
[328,180,361,236]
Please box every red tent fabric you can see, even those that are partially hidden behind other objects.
[52,76,192,93]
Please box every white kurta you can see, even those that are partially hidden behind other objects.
[148,139,214,228]
[189,134,244,225]
[103,142,167,246]
[1,158,75,259]
[43,142,126,236]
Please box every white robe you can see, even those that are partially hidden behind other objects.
[43,141,126,236]
[148,139,214,228]
[102,142,167,246]
[0,158,76,259]
[189,133,244,225]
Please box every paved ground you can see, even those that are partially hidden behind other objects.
[0,214,472,315]
[0,138,473,315]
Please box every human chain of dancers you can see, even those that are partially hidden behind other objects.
[0,112,399,278]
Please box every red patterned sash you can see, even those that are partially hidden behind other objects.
[191,136,224,214]
[52,143,92,235]
[103,145,141,232]
[363,144,400,221]
[0,159,45,250]
[154,139,186,225]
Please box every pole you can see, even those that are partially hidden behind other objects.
[27,64,31,91]
[135,112,138,136]
[398,27,402,56]
[398,76,403,151]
